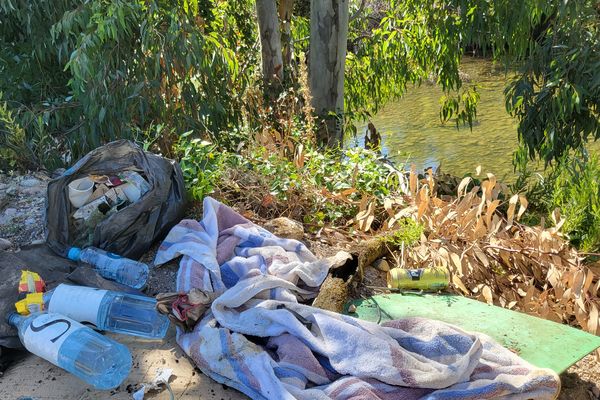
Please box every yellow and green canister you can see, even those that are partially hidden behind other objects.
[387,267,449,291]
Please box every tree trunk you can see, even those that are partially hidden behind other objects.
[278,0,294,72]
[309,0,349,147]
[256,0,284,97]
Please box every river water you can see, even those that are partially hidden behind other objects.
[351,57,591,181]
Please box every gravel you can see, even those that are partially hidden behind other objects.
[0,172,49,248]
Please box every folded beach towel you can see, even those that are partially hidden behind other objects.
[155,197,560,400]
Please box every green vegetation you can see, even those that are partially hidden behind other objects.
[0,1,599,251]
[179,133,408,228]
[551,154,600,252]
[0,0,256,169]
[513,152,600,252]
[381,219,424,247]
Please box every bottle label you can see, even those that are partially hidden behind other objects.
[48,284,108,326]
[23,313,84,365]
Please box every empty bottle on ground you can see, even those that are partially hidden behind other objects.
[42,284,169,339]
[67,247,149,289]
[8,312,132,390]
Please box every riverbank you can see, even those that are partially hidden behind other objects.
[352,57,600,182]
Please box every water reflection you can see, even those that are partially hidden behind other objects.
[350,57,523,181]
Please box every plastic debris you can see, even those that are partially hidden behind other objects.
[47,140,186,260]
[132,368,174,400]
[14,292,45,315]
[72,196,111,221]
[8,312,132,390]
[45,284,169,339]
[67,247,149,289]
[67,177,94,208]
[17,271,45,294]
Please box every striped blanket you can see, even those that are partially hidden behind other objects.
[155,197,560,400]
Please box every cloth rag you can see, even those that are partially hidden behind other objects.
[155,197,560,400]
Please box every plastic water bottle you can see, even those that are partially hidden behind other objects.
[7,312,132,390]
[43,284,169,339]
[67,247,149,289]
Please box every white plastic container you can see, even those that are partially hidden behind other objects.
[68,177,94,208]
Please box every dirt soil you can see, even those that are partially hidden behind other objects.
[0,172,599,399]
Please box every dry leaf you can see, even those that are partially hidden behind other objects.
[482,285,493,305]
[452,275,470,295]
[457,177,472,197]
[517,196,528,220]
[589,304,599,335]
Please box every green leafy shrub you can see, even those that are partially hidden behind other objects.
[550,154,600,252]
[0,0,257,169]
[235,144,407,223]
[176,132,230,201]
[513,151,600,252]
[381,218,424,247]
[0,96,64,170]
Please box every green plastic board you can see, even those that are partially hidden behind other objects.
[345,294,600,373]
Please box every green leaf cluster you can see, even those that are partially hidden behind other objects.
[505,1,600,164]
[0,0,257,169]
[551,153,600,252]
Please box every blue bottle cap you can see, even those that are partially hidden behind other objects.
[67,247,82,261]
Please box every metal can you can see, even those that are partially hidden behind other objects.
[387,267,449,291]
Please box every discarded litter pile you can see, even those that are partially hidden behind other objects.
[68,171,150,247]
[154,197,560,399]
[1,140,186,390]
[382,171,600,338]
[8,270,170,389]
[46,140,186,259]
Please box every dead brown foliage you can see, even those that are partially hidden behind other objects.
[384,170,600,339]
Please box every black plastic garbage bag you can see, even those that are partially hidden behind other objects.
[46,140,186,259]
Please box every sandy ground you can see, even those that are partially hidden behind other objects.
[1,331,248,400]
[1,172,600,399]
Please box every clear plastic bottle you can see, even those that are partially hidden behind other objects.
[42,284,169,339]
[8,312,132,390]
[67,247,149,289]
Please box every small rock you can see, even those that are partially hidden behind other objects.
[263,217,304,241]
[5,185,16,196]
[4,208,17,216]
[25,217,36,226]
[0,238,12,250]
[372,258,390,272]
[21,185,45,195]
[348,304,357,313]
[20,178,41,187]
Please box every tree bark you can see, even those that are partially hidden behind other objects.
[256,0,284,97]
[278,0,295,71]
[309,0,349,147]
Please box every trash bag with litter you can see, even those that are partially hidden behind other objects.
[46,140,186,260]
